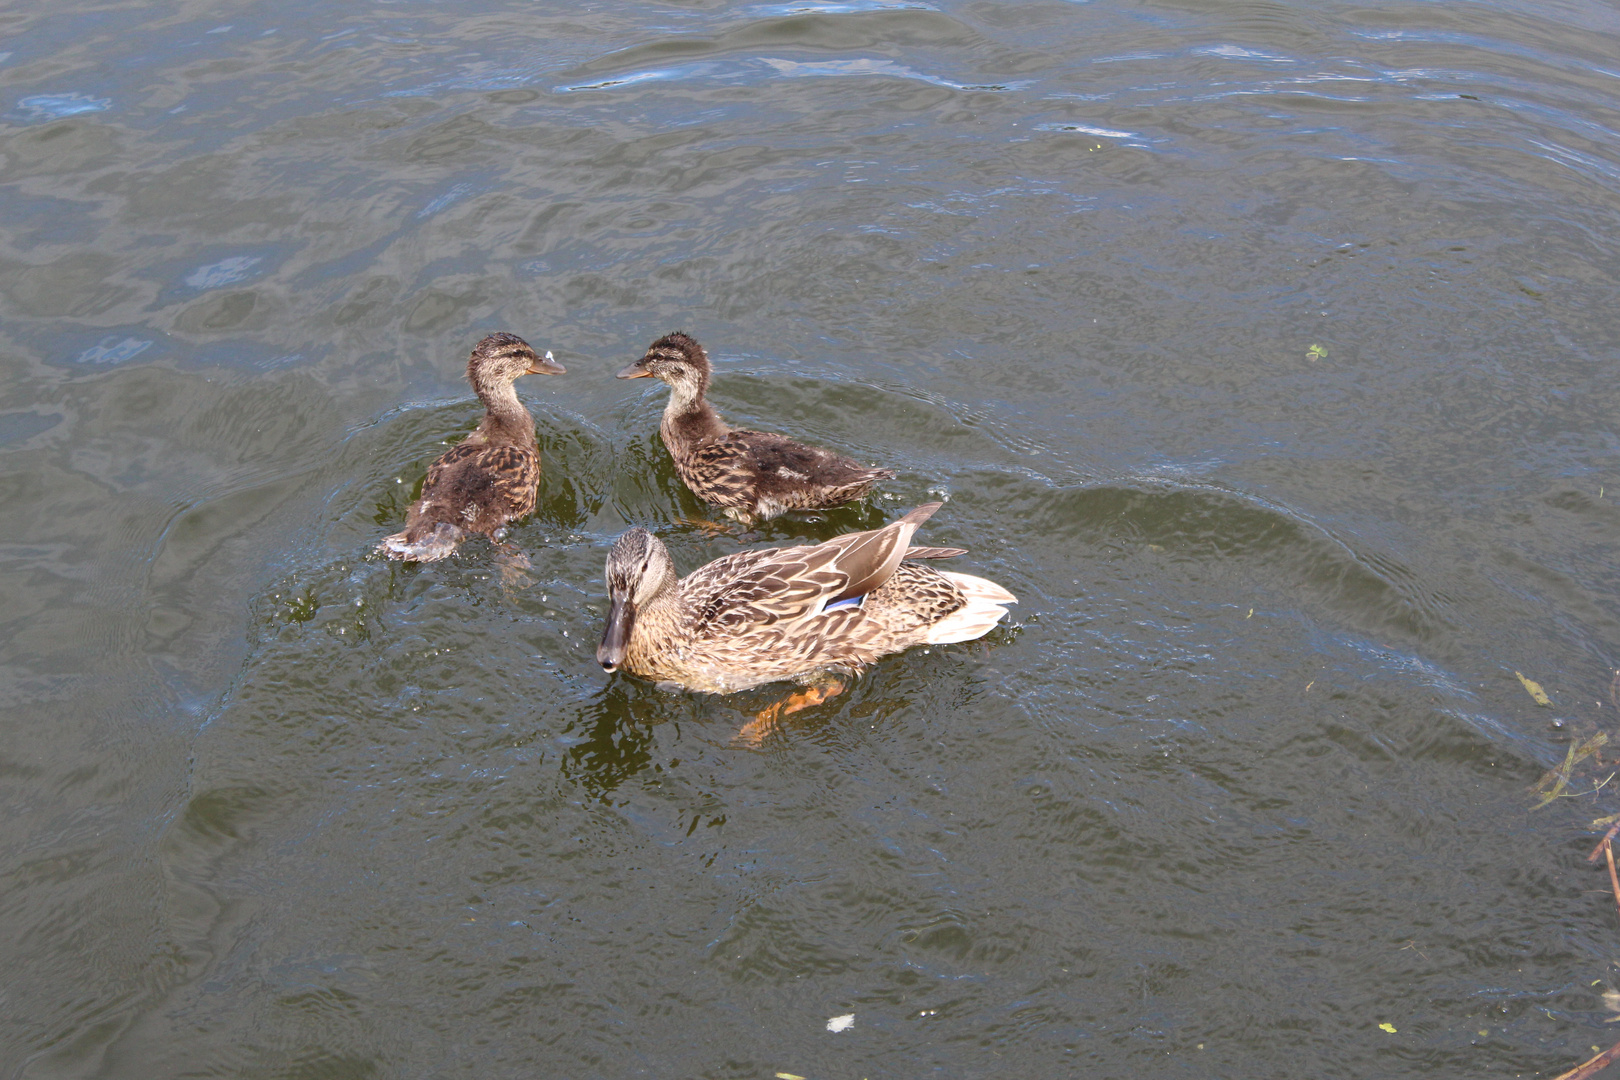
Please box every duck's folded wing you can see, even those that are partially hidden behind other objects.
[683,438,761,508]
[903,545,967,560]
[422,441,485,488]
[685,503,944,638]
[423,443,538,513]
[726,430,895,489]
[683,549,828,636]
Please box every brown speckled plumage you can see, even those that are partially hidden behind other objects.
[617,332,895,522]
[378,332,565,561]
[595,503,1016,694]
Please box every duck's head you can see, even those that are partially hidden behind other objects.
[467,332,565,388]
[616,332,709,397]
[597,527,678,672]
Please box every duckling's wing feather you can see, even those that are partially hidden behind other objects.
[422,442,539,518]
[726,430,894,497]
[683,430,893,512]
[478,444,541,517]
[683,439,761,509]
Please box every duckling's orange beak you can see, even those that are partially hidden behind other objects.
[615,363,652,379]
[526,350,566,375]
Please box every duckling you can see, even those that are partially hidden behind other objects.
[377,332,565,561]
[617,332,895,523]
[595,502,1015,699]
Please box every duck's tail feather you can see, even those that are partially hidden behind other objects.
[376,522,464,562]
[826,467,897,502]
[925,571,1017,644]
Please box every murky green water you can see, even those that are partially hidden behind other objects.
[4,0,1620,1076]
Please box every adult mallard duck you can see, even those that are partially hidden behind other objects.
[617,332,895,523]
[595,503,1015,711]
[377,332,565,561]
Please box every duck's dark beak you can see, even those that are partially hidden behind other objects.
[597,596,635,672]
[526,350,566,376]
[615,362,651,379]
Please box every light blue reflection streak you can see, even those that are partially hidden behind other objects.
[17,93,110,120]
[560,56,1027,93]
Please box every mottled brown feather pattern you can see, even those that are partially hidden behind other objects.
[411,442,539,536]
[620,332,894,520]
[379,332,562,561]
[903,546,968,560]
[677,503,916,641]
[686,432,893,513]
[599,503,1016,694]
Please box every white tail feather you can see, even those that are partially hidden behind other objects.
[377,522,463,562]
[925,571,1017,644]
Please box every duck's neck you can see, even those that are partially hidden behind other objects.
[474,378,535,442]
[659,371,726,449]
[624,584,690,675]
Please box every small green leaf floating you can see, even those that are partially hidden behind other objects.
[1307,343,1327,361]
[1379,1022,1398,1034]
[1515,671,1552,706]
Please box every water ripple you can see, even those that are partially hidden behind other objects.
[741,0,939,15]
[560,55,1027,93]
[417,182,478,219]
[75,337,153,366]
[15,93,110,121]
[184,256,262,291]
